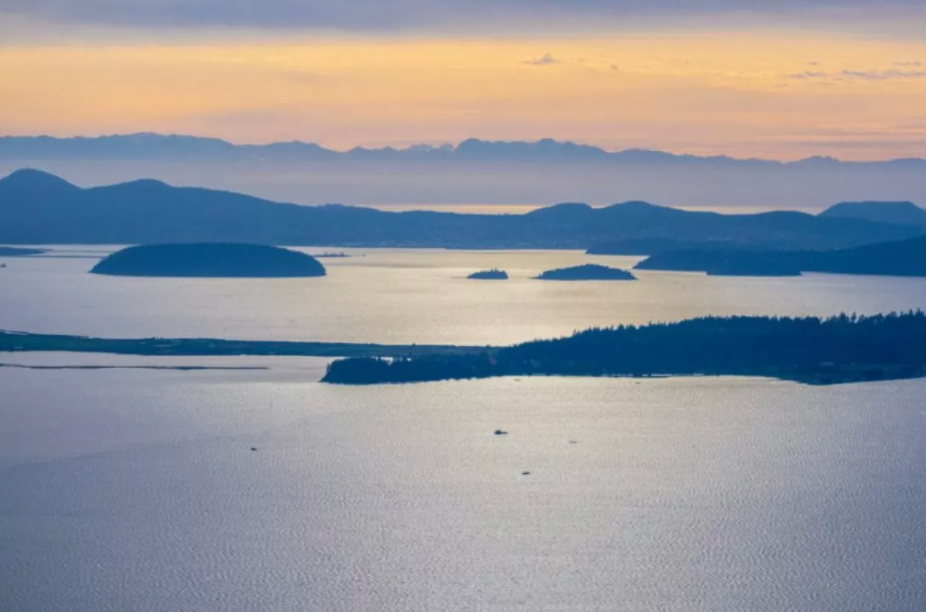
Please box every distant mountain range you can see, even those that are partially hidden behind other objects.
[1,133,925,167]
[588,201,926,255]
[3,133,926,209]
[2,168,923,249]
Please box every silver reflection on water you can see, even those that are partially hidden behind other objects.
[2,249,926,611]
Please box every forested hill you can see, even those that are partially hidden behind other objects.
[1,169,921,249]
[322,312,926,386]
[636,235,926,277]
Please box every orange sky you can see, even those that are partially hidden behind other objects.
[2,31,925,160]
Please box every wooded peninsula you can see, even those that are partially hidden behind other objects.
[322,312,926,386]
[6,313,926,386]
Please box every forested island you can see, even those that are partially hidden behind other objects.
[91,243,327,278]
[636,235,926,277]
[536,264,636,281]
[322,312,926,386]
[468,269,509,280]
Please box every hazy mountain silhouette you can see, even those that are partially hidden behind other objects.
[0,167,80,194]
[3,134,926,209]
[3,133,924,167]
[819,201,926,226]
[1,169,922,249]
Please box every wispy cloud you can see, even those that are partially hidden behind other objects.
[842,69,926,80]
[789,68,926,81]
[788,70,829,79]
[522,53,559,66]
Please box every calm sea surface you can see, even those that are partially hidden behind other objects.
[3,246,926,345]
[2,248,926,611]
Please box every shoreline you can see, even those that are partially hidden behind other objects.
[0,330,491,359]
[7,315,926,387]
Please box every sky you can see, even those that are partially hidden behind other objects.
[1,1,925,160]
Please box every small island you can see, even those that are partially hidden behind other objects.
[0,246,47,257]
[90,243,327,278]
[468,269,509,280]
[536,264,636,281]
[310,252,350,258]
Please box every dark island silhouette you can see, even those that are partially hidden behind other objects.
[90,243,327,278]
[0,246,46,257]
[636,235,926,277]
[2,169,923,251]
[536,264,636,281]
[468,269,509,280]
[321,312,926,386]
